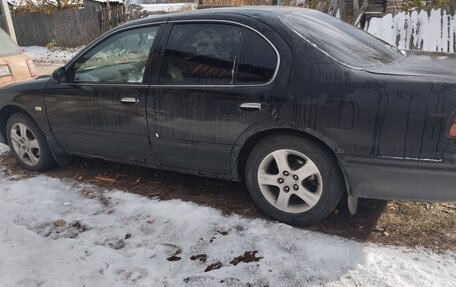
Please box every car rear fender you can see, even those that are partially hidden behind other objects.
[230,119,344,180]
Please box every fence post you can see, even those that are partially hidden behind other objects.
[0,0,16,42]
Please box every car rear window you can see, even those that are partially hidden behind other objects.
[0,29,21,57]
[279,11,404,69]
[159,23,242,85]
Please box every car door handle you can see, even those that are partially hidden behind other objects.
[239,102,262,111]
[120,97,139,104]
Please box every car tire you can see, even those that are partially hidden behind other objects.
[6,112,56,172]
[245,134,345,225]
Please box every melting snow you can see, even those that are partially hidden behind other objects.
[138,3,197,13]
[0,144,455,286]
[22,46,83,64]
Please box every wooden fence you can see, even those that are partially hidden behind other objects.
[366,8,456,53]
[101,6,126,34]
[1,7,125,48]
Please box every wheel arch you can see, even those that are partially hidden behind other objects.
[0,104,71,166]
[233,128,350,194]
[0,104,38,144]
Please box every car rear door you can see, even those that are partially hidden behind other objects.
[148,20,291,174]
[45,24,164,162]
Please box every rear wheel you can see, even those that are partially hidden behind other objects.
[6,112,56,171]
[245,134,344,225]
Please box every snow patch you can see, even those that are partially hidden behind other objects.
[22,46,83,64]
[138,3,197,13]
[0,144,10,154]
[9,0,84,6]
[0,145,455,286]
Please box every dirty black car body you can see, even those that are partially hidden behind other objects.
[1,7,455,225]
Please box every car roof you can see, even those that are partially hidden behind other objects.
[119,6,317,29]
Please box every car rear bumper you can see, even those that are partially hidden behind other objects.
[0,76,35,88]
[338,155,456,202]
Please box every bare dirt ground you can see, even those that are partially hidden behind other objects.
[1,151,455,252]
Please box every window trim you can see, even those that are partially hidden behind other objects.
[63,20,280,88]
[154,19,281,88]
[64,22,166,85]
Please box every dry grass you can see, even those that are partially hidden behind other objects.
[372,201,456,251]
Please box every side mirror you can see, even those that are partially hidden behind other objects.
[52,67,67,83]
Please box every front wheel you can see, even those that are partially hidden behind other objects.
[245,134,345,225]
[6,112,56,171]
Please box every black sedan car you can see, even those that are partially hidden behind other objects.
[0,7,455,225]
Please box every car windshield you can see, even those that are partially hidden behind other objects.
[279,11,404,69]
[0,29,21,57]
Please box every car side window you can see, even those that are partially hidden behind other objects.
[237,29,278,84]
[159,23,242,85]
[72,26,159,84]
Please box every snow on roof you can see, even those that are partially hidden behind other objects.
[138,3,196,13]
[8,0,123,6]
[9,0,84,6]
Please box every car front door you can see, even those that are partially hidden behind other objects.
[46,25,163,162]
[148,21,290,174]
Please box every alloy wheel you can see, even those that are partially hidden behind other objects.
[257,149,323,213]
[10,123,41,167]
